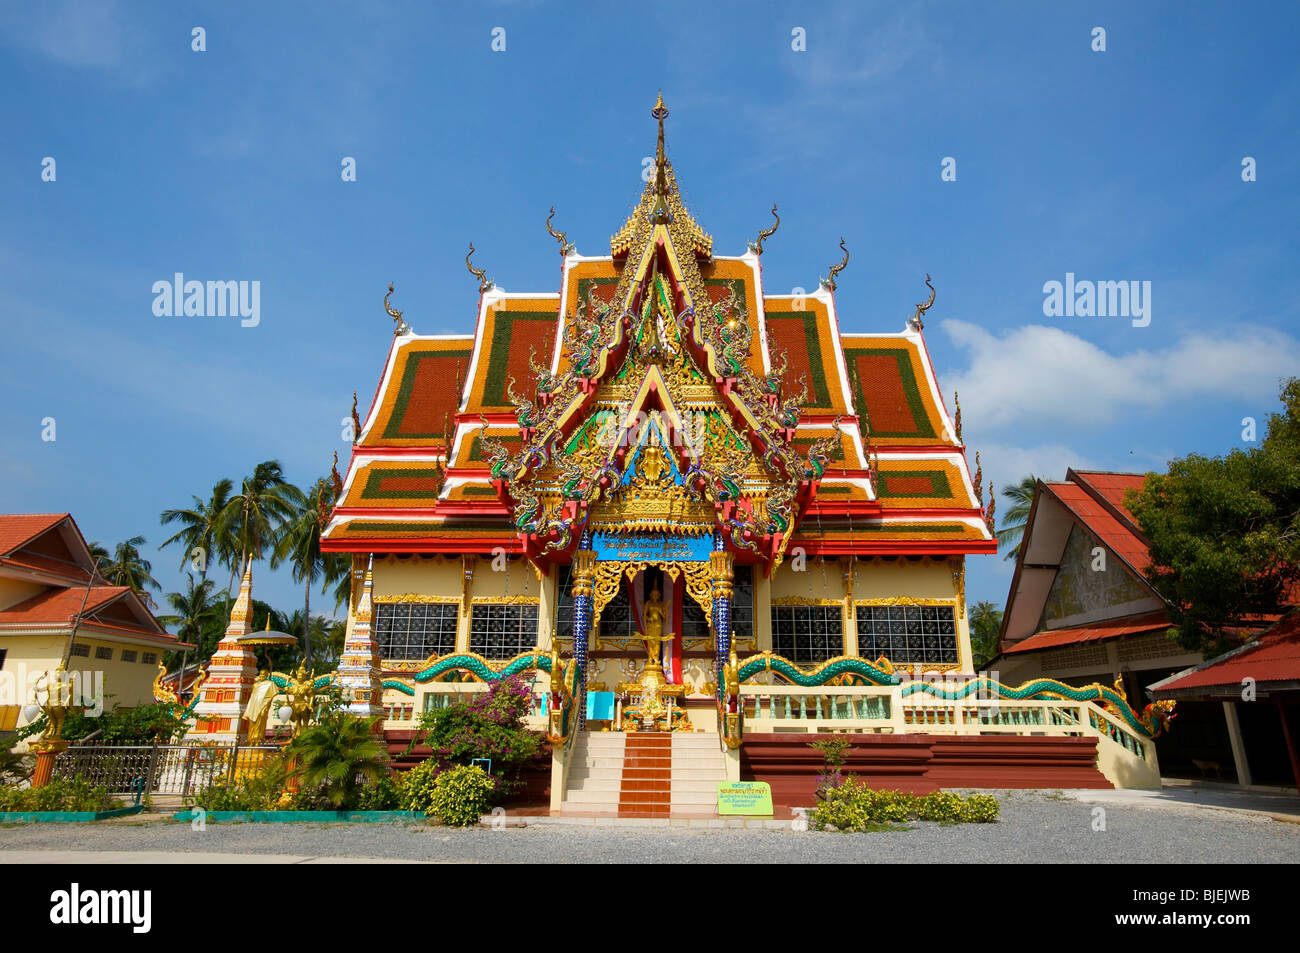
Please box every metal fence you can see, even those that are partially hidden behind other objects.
[53,743,282,797]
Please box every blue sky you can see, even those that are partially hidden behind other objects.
[2,1,1297,624]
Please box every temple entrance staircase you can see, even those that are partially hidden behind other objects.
[562,731,728,817]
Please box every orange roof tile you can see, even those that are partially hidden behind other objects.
[1004,610,1171,654]
[1069,470,1148,527]
[0,585,129,626]
[1153,611,1300,693]
[1042,482,1150,572]
[0,514,68,555]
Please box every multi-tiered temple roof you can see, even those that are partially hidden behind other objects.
[322,98,994,566]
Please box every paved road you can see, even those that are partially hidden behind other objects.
[3,791,1298,863]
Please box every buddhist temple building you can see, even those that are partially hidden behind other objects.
[307,99,1175,812]
[321,95,993,731]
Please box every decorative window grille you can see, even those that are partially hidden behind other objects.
[374,602,459,660]
[770,604,844,663]
[856,604,959,666]
[94,646,113,661]
[70,643,90,658]
[121,650,138,663]
[141,652,157,665]
[555,566,636,641]
[469,604,539,660]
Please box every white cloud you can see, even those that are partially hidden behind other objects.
[941,320,1300,431]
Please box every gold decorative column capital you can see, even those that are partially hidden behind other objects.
[572,550,597,599]
[710,550,734,599]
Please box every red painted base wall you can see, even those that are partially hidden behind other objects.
[741,733,1111,809]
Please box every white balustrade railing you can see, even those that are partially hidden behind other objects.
[737,682,1160,786]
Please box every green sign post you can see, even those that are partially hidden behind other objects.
[716,781,773,816]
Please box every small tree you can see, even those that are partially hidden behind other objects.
[285,711,390,809]
[1128,378,1300,654]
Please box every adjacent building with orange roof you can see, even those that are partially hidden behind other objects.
[996,469,1298,787]
[0,513,185,736]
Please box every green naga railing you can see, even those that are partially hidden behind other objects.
[899,676,1175,739]
[736,652,900,687]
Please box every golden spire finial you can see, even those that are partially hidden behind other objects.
[750,204,780,255]
[546,206,574,256]
[385,282,409,335]
[466,244,493,294]
[822,238,850,291]
[650,92,672,225]
[910,274,936,331]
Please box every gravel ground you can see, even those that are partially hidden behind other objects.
[2,791,1298,863]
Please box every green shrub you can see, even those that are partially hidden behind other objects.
[355,771,404,811]
[811,780,999,832]
[284,712,390,810]
[916,791,964,823]
[400,760,442,815]
[191,759,290,812]
[959,793,1000,823]
[426,764,496,827]
[0,778,114,813]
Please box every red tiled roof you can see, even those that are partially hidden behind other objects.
[1069,471,1147,524]
[1042,482,1150,572]
[0,552,93,583]
[1154,612,1300,693]
[0,514,68,555]
[0,585,130,626]
[1004,610,1171,654]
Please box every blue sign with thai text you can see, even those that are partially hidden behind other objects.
[593,532,711,562]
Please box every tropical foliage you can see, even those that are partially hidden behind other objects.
[995,475,1039,561]
[92,535,162,608]
[418,763,496,826]
[407,676,544,796]
[1128,378,1300,654]
[968,600,1004,669]
[812,780,999,831]
[0,777,115,813]
[284,711,391,809]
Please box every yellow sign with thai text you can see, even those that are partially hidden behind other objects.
[716,781,773,816]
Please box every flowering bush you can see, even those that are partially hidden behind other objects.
[409,676,543,796]
[400,759,442,815]
[959,794,1000,823]
[811,778,999,831]
[426,764,496,827]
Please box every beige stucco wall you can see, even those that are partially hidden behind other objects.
[2,632,164,739]
[0,577,47,610]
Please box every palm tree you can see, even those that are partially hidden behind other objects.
[98,536,161,608]
[272,477,332,663]
[285,711,390,809]
[157,576,221,661]
[220,460,304,589]
[996,475,1040,561]
[160,479,235,582]
[968,600,1004,669]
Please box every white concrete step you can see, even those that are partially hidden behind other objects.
[562,789,623,805]
[671,778,725,792]
[564,777,622,793]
